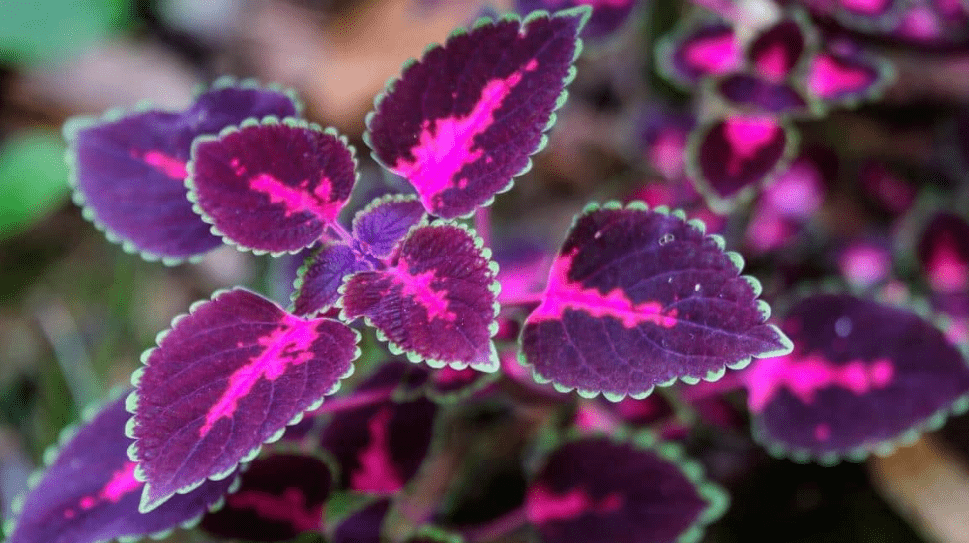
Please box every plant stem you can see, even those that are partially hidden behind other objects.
[326,221,356,246]
[498,291,545,308]
[464,505,530,543]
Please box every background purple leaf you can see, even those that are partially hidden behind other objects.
[64,78,301,263]
[520,202,791,400]
[656,18,740,89]
[188,119,357,254]
[330,497,391,543]
[515,0,640,41]
[6,393,236,543]
[803,44,894,110]
[526,434,727,543]
[744,293,969,462]
[341,223,501,371]
[917,212,969,293]
[129,288,359,511]
[292,244,372,317]
[351,194,427,258]
[747,17,812,82]
[200,452,332,541]
[365,9,588,218]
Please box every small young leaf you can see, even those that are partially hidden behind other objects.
[189,119,357,254]
[686,115,797,212]
[341,223,501,370]
[293,244,372,317]
[803,45,894,110]
[520,203,791,400]
[365,9,588,218]
[526,434,726,543]
[320,361,439,493]
[65,80,301,263]
[351,194,427,258]
[514,0,639,42]
[129,288,359,512]
[656,18,740,90]
[6,393,236,543]
[715,74,809,115]
[745,293,969,462]
[747,18,811,82]
[200,453,332,541]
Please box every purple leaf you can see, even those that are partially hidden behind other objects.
[188,119,357,254]
[351,194,427,258]
[128,288,359,512]
[917,213,969,293]
[747,18,812,82]
[293,244,372,317]
[520,202,792,400]
[64,78,301,263]
[526,434,726,543]
[423,365,500,402]
[365,9,588,219]
[5,393,236,543]
[803,45,894,109]
[656,18,740,89]
[687,115,797,211]
[200,453,332,541]
[320,361,439,493]
[331,497,391,543]
[744,293,969,461]
[715,74,809,115]
[744,152,827,254]
[341,223,501,370]
[515,0,640,41]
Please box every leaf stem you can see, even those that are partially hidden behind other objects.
[326,220,356,246]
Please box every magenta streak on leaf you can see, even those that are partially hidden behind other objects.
[394,257,457,323]
[434,366,475,385]
[648,130,688,180]
[723,117,780,176]
[349,407,405,493]
[226,487,323,532]
[839,244,890,288]
[926,234,969,292]
[745,352,895,411]
[529,252,679,328]
[526,485,623,524]
[755,44,790,82]
[134,150,188,179]
[390,59,539,204]
[807,56,870,99]
[63,461,141,519]
[199,315,318,436]
[897,7,942,39]
[249,173,338,221]
[814,423,832,441]
[840,0,892,14]
[683,33,740,75]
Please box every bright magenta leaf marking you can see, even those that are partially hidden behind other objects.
[807,55,870,99]
[841,0,892,14]
[393,258,456,322]
[350,407,405,493]
[683,33,740,75]
[526,485,623,524]
[529,252,678,328]
[723,117,780,176]
[926,233,969,292]
[200,315,318,436]
[227,487,323,532]
[434,366,475,386]
[755,44,790,82]
[136,150,188,179]
[391,59,539,205]
[250,173,338,222]
[744,351,895,411]
[63,461,141,519]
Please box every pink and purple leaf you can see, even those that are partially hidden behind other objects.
[5,393,237,543]
[64,78,301,263]
[744,293,969,462]
[127,288,359,512]
[188,118,357,255]
[292,243,372,317]
[341,223,501,371]
[520,202,792,400]
[365,8,588,219]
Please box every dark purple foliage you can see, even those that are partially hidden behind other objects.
[128,289,359,511]
[917,212,969,293]
[64,79,300,262]
[189,119,357,254]
[744,293,969,461]
[520,203,792,400]
[331,497,391,543]
[200,453,332,541]
[526,434,726,543]
[341,223,500,370]
[6,394,236,543]
[514,0,639,41]
[293,244,372,317]
[656,18,739,89]
[365,9,587,218]
[351,194,427,258]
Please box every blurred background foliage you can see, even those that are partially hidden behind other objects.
[2,0,969,542]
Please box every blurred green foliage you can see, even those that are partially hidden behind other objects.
[0,0,132,65]
[0,131,71,240]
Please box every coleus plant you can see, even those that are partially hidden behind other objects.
[7,2,969,543]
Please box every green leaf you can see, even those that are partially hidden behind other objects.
[0,0,131,65]
[0,130,71,239]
